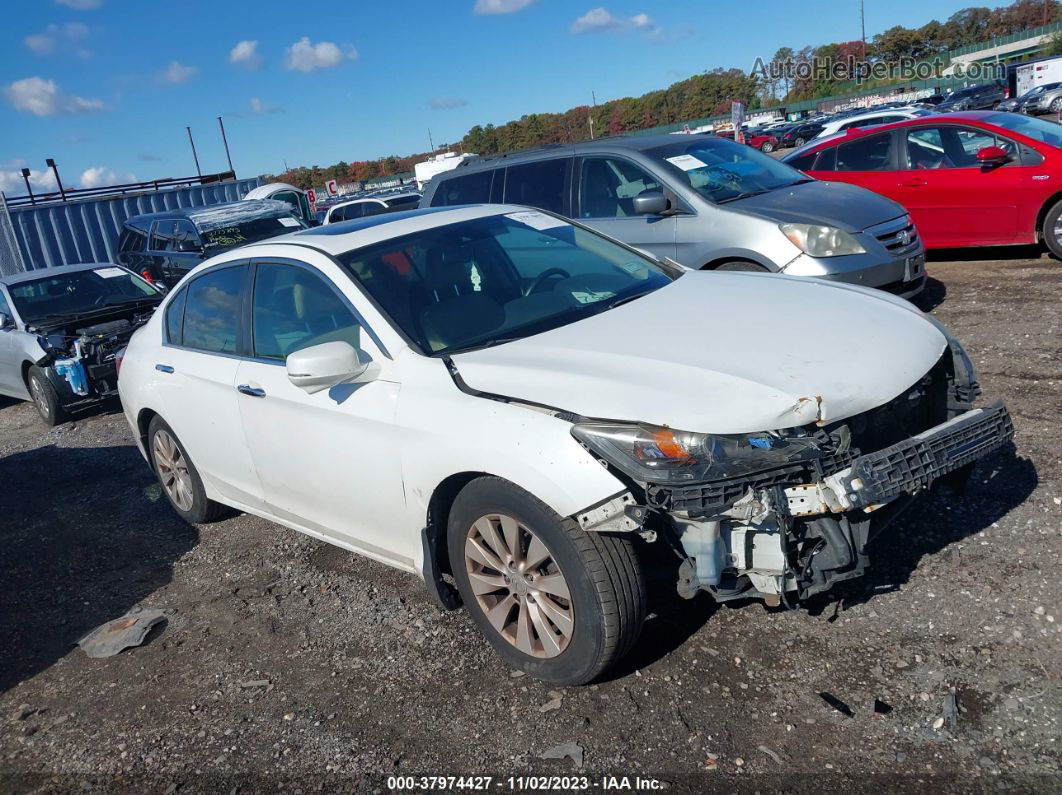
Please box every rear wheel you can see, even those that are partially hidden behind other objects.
[27,366,66,427]
[713,259,770,272]
[794,136,807,147]
[148,416,224,523]
[447,477,646,685]
[1041,199,1062,260]
[760,141,775,153]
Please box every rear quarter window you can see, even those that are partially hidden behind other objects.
[432,170,495,206]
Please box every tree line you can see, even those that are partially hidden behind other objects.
[270,0,1059,189]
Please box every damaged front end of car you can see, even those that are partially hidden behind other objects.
[31,311,154,411]
[572,348,1015,606]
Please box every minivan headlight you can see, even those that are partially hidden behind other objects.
[571,422,823,484]
[780,223,866,257]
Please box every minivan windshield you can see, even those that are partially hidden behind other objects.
[338,211,679,355]
[648,137,811,203]
[985,112,1062,149]
[9,266,161,326]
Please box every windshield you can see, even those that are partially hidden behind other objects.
[9,266,160,325]
[201,215,307,250]
[648,137,810,203]
[984,112,1062,148]
[338,211,678,355]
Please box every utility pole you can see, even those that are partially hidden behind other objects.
[428,128,435,152]
[186,127,202,178]
[217,116,234,175]
[861,0,867,64]
[589,91,597,140]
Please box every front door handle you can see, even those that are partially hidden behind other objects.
[155,364,174,374]
[237,384,266,398]
[900,178,927,188]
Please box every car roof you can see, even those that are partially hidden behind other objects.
[125,198,285,225]
[332,191,420,208]
[243,204,538,258]
[0,262,123,286]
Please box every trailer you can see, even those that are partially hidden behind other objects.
[1014,56,1062,97]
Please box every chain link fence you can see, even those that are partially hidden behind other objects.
[0,192,27,277]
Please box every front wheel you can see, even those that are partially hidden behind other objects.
[447,477,646,685]
[713,259,770,272]
[27,366,66,426]
[1050,98,1062,113]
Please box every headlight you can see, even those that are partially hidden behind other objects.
[780,223,866,257]
[571,422,823,484]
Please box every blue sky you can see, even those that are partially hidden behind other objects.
[2,0,996,193]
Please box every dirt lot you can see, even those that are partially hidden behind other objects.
[1,248,1060,794]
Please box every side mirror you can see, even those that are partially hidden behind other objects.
[286,341,368,394]
[0,312,12,330]
[976,146,1010,167]
[176,239,203,253]
[632,191,670,216]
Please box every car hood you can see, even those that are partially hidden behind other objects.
[450,272,947,434]
[733,179,906,233]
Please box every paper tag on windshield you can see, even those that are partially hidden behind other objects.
[505,210,567,231]
[94,267,126,279]
[571,290,616,304]
[277,217,301,227]
[665,154,707,171]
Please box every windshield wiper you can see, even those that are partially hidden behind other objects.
[717,189,772,204]
[604,289,657,310]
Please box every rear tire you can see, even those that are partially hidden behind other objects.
[27,366,66,427]
[713,259,770,272]
[148,415,224,524]
[1040,199,1062,260]
[794,136,807,147]
[760,141,775,152]
[447,477,646,685]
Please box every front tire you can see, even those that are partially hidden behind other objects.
[447,477,646,685]
[1050,98,1062,113]
[713,259,770,272]
[148,416,224,524]
[27,366,66,427]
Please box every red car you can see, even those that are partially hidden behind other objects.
[781,111,1062,253]
[717,129,779,153]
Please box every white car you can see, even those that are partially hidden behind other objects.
[117,205,1013,684]
[814,108,932,139]
[323,192,420,224]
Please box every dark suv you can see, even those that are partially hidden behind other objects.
[117,199,306,287]
[937,83,1005,112]
[778,121,826,147]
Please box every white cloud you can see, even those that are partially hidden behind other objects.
[161,61,198,84]
[0,167,58,196]
[3,76,105,116]
[229,40,261,69]
[429,97,468,110]
[24,22,90,55]
[249,97,283,114]
[284,37,356,72]
[79,166,136,189]
[571,7,654,34]
[473,0,535,14]
[55,0,103,8]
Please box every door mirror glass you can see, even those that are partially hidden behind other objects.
[0,311,12,329]
[286,341,368,394]
[976,145,1010,166]
[632,191,669,215]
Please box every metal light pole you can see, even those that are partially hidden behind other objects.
[217,116,234,175]
[20,168,35,204]
[186,126,202,178]
[46,159,65,201]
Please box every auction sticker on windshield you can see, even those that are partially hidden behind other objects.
[94,267,127,279]
[505,210,567,231]
[665,153,708,171]
[278,217,301,227]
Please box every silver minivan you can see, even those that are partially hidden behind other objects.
[421,134,925,298]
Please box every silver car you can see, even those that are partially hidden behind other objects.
[421,134,925,299]
[0,263,163,425]
[1019,82,1062,115]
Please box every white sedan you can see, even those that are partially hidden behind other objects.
[118,204,1013,684]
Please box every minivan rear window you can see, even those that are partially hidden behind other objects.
[503,158,569,215]
[433,170,494,206]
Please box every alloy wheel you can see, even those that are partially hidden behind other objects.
[152,429,195,512]
[463,513,574,659]
[29,376,48,417]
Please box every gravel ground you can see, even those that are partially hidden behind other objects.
[1,248,1059,794]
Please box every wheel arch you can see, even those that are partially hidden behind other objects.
[1034,190,1062,242]
[701,254,775,272]
[136,407,161,470]
[421,470,492,611]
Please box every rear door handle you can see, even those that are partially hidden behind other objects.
[900,178,927,188]
[237,384,266,398]
[155,364,174,373]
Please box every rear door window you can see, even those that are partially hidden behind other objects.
[181,266,246,354]
[150,220,178,252]
[835,133,895,171]
[164,286,188,345]
[503,158,571,215]
[433,170,494,206]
